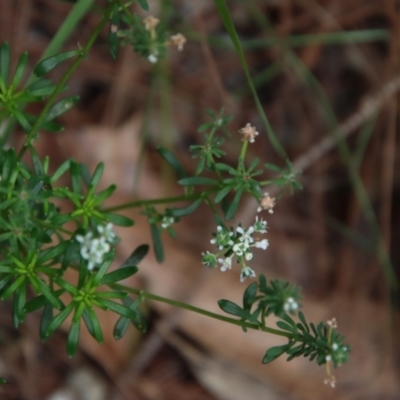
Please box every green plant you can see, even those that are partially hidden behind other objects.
[0,0,353,389]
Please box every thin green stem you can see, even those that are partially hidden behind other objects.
[111,282,291,338]
[103,188,219,213]
[17,3,115,161]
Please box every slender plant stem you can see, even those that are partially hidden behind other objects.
[17,3,116,161]
[111,282,291,338]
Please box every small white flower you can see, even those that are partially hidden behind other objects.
[91,236,110,257]
[255,239,269,250]
[283,297,299,312]
[244,252,253,261]
[76,232,93,247]
[325,355,332,362]
[237,225,255,245]
[332,343,339,351]
[254,216,267,233]
[218,257,232,272]
[240,266,256,282]
[232,241,249,256]
[161,216,175,229]
[148,53,158,63]
[97,223,116,243]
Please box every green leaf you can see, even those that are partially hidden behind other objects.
[100,266,138,285]
[218,299,249,319]
[67,319,81,357]
[34,50,80,77]
[225,189,242,220]
[10,51,28,92]
[298,311,309,332]
[28,145,45,176]
[45,95,79,121]
[169,198,202,217]
[32,277,63,310]
[121,244,149,267]
[276,320,296,333]
[108,4,120,60]
[13,283,27,327]
[157,146,187,179]
[83,308,103,343]
[137,0,149,11]
[262,343,291,364]
[243,282,257,311]
[103,212,134,227]
[70,160,82,194]
[214,185,231,203]
[89,162,104,188]
[46,303,74,337]
[51,159,71,183]
[113,297,144,340]
[39,302,54,340]
[97,299,137,321]
[1,275,25,300]
[178,177,219,186]
[150,223,164,263]
[0,41,10,86]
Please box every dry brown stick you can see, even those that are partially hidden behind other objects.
[238,73,400,226]
[292,74,400,174]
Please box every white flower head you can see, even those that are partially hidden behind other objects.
[148,53,158,63]
[283,297,299,312]
[161,216,175,229]
[218,256,232,272]
[240,266,256,282]
[238,123,259,143]
[97,223,116,243]
[237,225,255,246]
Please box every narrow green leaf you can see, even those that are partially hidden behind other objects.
[67,319,81,357]
[213,0,287,160]
[33,277,63,310]
[70,160,81,194]
[218,299,250,319]
[90,162,104,188]
[51,159,71,183]
[169,198,202,217]
[276,320,296,333]
[262,343,291,364]
[34,50,80,77]
[137,0,149,11]
[157,146,187,179]
[121,244,149,267]
[39,302,53,340]
[150,223,164,263]
[29,145,45,175]
[178,177,219,186]
[298,311,309,332]
[10,52,28,92]
[225,189,242,220]
[83,308,103,343]
[103,212,134,227]
[46,303,74,337]
[108,4,120,59]
[1,275,25,300]
[45,95,79,121]
[100,266,138,285]
[0,41,10,85]
[242,282,257,311]
[214,185,231,203]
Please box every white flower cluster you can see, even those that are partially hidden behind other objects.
[283,297,299,312]
[76,223,116,271]
[202,217,268,282]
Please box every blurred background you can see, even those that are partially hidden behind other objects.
[0,0,399,399]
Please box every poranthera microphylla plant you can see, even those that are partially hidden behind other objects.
[0,0,349,388]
